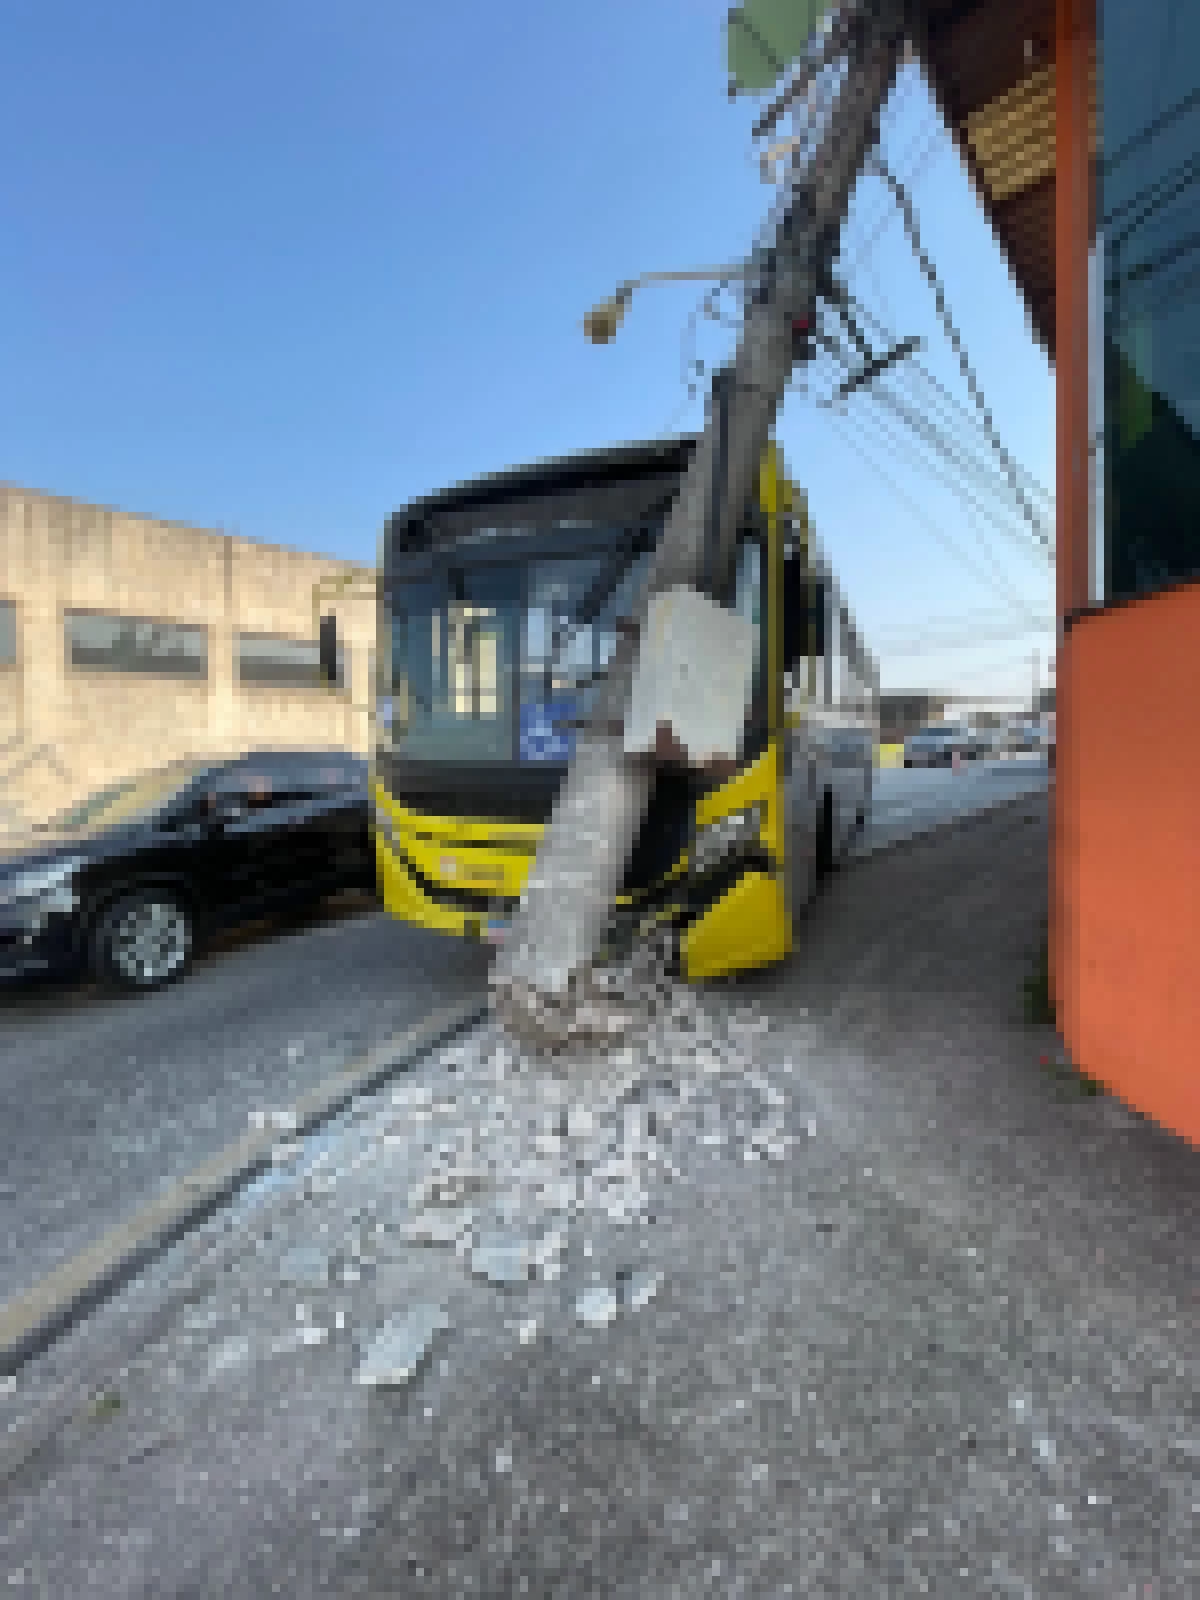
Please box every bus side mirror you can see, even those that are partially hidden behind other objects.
[319,614,340,688]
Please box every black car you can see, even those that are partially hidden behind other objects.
[0,750,374,993]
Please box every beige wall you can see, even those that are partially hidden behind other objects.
[0,483,375,829]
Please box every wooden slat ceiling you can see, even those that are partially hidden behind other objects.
[913,0,1097,363]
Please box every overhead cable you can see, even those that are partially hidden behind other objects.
[868,155,1053,553]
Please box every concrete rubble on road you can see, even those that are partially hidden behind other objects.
[277,1246,331,1290]
[164,935,814,1403]
[575,1283,620,1328]
[354,1304,450,1388]
[7,797,1200,1597]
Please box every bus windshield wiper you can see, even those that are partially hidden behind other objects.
[544,530,646,698]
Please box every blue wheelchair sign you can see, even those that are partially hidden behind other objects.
[520,698,578,763]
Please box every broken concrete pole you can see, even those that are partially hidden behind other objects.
[624,587,756,766]
[491,0,906,1048]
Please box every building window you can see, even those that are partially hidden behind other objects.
[65,612,208,678]
[236,632,345,690]
[1101,1,1200,603]
[0,600,15,667]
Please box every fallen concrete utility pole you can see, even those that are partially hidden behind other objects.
[491,0,908,1052]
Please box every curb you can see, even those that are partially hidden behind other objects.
[847,785,1047,868]
[0,995,489,1378]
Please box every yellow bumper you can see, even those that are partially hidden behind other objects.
[681,867,792,981]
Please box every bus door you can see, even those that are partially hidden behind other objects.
[781,553,828,902]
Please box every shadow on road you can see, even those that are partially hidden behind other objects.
[0,889,382,1018]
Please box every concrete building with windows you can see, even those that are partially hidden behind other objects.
[0,483,375,831]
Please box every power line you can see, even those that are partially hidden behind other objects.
[866,380,1053,568]
[830,401,1046,621]
[842,110,945,279]
[874,605,1053,635]
[867,155,1053,554]
[874,620,1055,656]
[847,295,1055,511]
[818,325,1053,574]
[880,365,1054,519]
[820,372,1050,612]
[819,408,1044,623]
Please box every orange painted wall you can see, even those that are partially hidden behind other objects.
[1056,581,1200,1147]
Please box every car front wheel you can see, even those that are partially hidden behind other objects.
[92,890,195,992]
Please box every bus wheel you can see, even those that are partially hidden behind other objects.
[799,793,834,910]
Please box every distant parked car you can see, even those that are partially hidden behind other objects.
[902,724,984,768]
[0,751,373,992]
[1004,720,1044,754]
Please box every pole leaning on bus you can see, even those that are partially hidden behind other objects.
[491,0,909,1051]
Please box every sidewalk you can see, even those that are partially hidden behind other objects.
[3,793,1198,1598]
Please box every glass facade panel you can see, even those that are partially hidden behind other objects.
[1101,1,1200,601]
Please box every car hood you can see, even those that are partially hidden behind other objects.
[0,821,133,877]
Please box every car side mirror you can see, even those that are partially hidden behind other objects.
[208,797,248,828]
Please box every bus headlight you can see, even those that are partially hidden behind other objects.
[371,801,399,852]
[0,857,82,910]
[690,804,763,876]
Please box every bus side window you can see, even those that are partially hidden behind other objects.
[733,537,764,706]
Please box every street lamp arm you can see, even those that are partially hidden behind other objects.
[583,264,748,344]
[631,264,747,289]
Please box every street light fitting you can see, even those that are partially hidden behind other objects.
[582,265,748,345]
[583,283,635,345]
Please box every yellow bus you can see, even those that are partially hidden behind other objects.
[365,435,878,981]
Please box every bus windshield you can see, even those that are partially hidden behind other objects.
[383,534,656,766]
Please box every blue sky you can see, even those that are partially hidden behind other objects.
[0,0,1055,705]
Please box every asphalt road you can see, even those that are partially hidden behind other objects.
[0,897,491,1308]
[857,754,1048,856]
[5,793,1197,1598]
[0,757,1048,1316]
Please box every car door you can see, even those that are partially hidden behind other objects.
[240,758,338,911]
[274,755,372,901]
[308,757,373,892]
[195,764,300,922]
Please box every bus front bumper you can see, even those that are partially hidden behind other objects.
[376,830,791,981]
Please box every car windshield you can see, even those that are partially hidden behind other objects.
[42,762,211,832]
